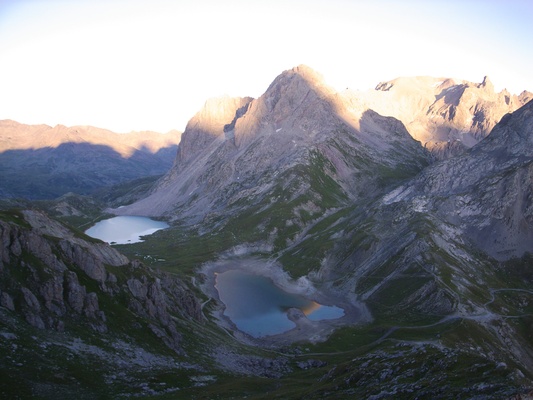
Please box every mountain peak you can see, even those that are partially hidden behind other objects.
[264,64,329,96]
[478,75,494,92]
[257,64,335,117]
[177,96,253,164]
[288,64,324,82]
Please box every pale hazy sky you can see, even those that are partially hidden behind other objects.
[0,0,531,133]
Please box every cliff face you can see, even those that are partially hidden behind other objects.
[0,209,202,352]
[176,95,253,165]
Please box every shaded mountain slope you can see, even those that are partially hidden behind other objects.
[383,99,533,260]
[0,209,207,397]
[0,121,181,199]
[267,99,533,393]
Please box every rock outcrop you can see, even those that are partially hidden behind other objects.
[176,95,253,165]
[0,209,202,353]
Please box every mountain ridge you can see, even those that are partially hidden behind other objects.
[0,119,181,158]
[390,99,533,259]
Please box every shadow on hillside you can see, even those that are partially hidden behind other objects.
[0,142,178,200]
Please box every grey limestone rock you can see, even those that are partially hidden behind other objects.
[21,287,40,312]
[407,100,533,259]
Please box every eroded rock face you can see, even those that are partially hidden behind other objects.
[0,291,15,311]
[65,271,88,314]
[176,95,253,165]
[126,262,203,324]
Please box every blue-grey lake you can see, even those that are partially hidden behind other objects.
[85,216,169,245]
[215,269,344,338]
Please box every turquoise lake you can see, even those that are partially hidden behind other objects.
[215,269,345,338]
[85,216,169,245]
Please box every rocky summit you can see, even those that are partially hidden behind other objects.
[1,65,533,398]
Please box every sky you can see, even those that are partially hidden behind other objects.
[0,0,532,133]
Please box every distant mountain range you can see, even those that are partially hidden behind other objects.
[0,120,181,199]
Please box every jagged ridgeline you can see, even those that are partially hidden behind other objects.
[1,65,533,398]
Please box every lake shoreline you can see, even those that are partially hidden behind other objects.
[197,256,372,347]
[85,215,169,245]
